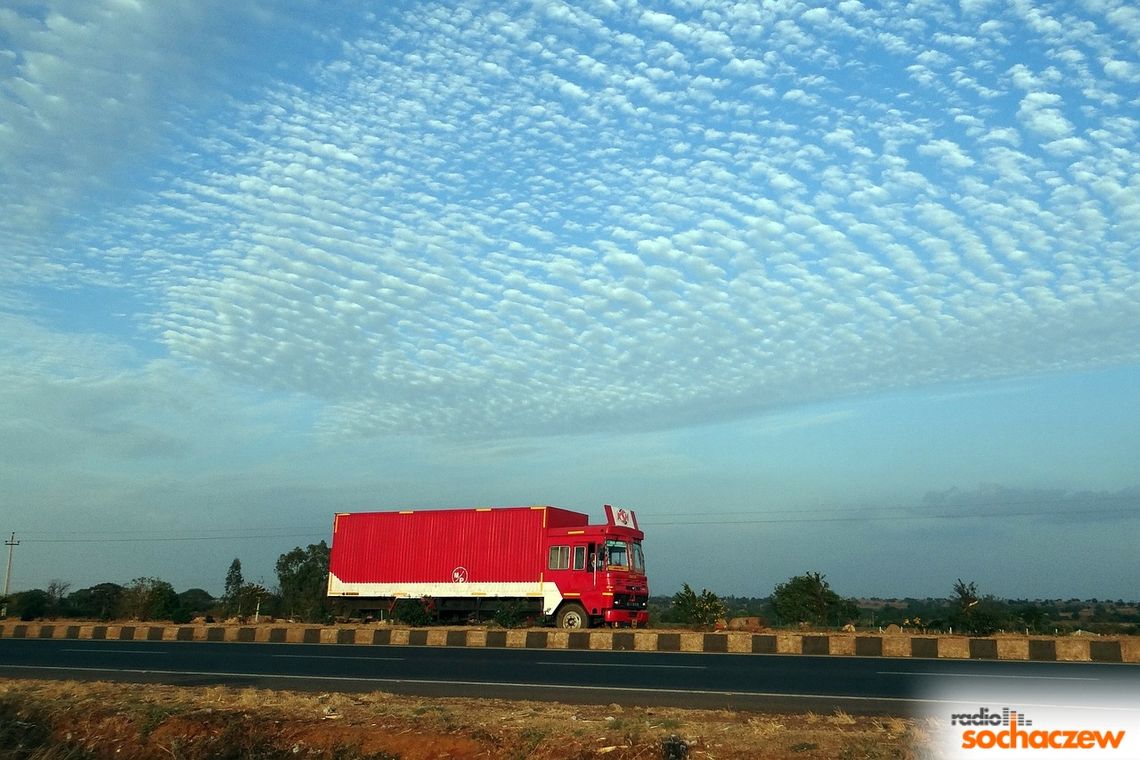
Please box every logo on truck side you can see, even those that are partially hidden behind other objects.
[452,566,469,583]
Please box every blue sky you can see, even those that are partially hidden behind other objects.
[3,1,1138,601]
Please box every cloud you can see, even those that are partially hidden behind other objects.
[4,1,1140,443]
[0,1,348,232]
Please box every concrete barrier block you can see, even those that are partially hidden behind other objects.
[634,632,657,651]
[702,633,728,653]
[1089,640,1122,663]
[726,632,752,653]
[882,636,909,657]
[776,633,801,654]
[585,631,609,650]
[612,632,635,651]
[855,636,883,657]
[752,634,777,654]
[466,629,487,647]
[997,638,1029,660]
[679,632,703,652]
[565,631,589,649]
[937,637,968,659]
[1121,637,1140,663]
[939,638,966,660]
[912,637,940,658]
[967,638,997,659]
[1055,639,1091,661]
[802,636,829,656]
[828,635,855,656]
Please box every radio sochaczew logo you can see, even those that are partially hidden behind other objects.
[951,706,1125,752]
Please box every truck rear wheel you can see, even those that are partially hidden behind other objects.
[556,602,590,629]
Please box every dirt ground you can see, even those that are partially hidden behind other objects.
[0,678,935,759]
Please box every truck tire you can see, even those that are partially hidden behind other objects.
[556,602,590,629]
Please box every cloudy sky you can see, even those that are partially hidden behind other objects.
[3,0,1138,602]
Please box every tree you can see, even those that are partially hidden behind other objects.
[224,558,244,616]
[236,583,270,622]
[119,577,180,621]
[276,541,330,622]
[1017,604,1048,634]
[66,583,124,620]
[11,589,49,621]
[45,579,71,619]
[670,583,727,629]
[178,588,216,619]
[771,571,858,627]
[949,578,1007,635]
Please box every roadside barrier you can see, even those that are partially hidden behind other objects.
[1,622,1136,663]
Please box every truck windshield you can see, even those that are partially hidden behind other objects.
[604,539,628,568]
[631,541,644,573]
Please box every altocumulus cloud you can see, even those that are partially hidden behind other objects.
[5,1,1140,440]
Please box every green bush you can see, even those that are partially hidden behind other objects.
[392,599,432,626]
[670,583,726,629]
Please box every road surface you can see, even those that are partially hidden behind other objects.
[1,637,1135,715]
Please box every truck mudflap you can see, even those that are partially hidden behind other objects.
[604,609,649,627]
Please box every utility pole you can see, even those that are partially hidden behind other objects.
[2,532,18,618]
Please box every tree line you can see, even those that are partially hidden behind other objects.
[1,542,332,624]
[657,573,1140,635]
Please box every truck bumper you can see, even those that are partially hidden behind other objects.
[603,609,649,627]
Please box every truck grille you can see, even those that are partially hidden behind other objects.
[612,594,648,610]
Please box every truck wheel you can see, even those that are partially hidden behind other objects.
[556,603,590,629]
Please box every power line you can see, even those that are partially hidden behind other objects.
[11,494,1135,542]
[21,532,324,545]
[644,505,1136,526]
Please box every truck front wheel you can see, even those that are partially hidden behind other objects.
[556,602,590,629]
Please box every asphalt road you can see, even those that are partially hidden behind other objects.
[2,638,1136,716]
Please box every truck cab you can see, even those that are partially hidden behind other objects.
[544,505,649,628]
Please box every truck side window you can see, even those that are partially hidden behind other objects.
[572,546,586,570]
[548,545,569,570]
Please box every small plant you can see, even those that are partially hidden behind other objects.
[493,600,526,628]
[662,734,689,760]
[392,599,432,626]
[670,583,726,629]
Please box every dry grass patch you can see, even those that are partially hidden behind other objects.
[0,679,934,759]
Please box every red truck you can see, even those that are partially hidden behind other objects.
[327,504,649,628]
